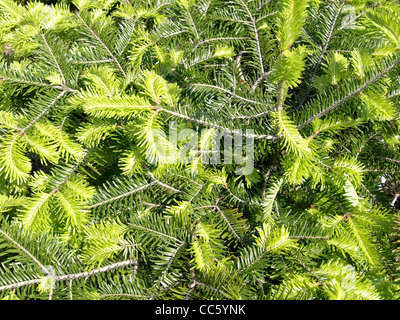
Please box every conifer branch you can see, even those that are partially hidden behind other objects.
[145,168,183,194]
[76,59,114,65]
[215,205,242,241]
[88,182,157,209]
[0,76,76,92]
[193,37,251,50]
[255,11,278,23]
[290,235,329,240]
[252,71,272,91]
[186,6,199,40]
[238,0,264,74]
[41,33,66,85]
[0,0,397,301]
[235,50,247,84]
[388,91,400,99]
[290,251,324,283]
[237,236,292,275]
[297,56,400,129]
[153,241,185,288]
[69,279,73,300]
[261,167,272,202]
[157,107,276,140]
[276,81,285,112]
[129,224,183,244]
[224,185,261,207]
[296,2,346,110]
[19,90,67,135]
[256,0,272,12]
[231,109,271,120]
[0,228,50,275]
[355,134,378,160]
[98,293,142,299]
[376,156,400,164]
[194,281,230,298]
[51,149,91,192]
[190,83,262,104]
[0,259,137,292]
[76,12,127,78]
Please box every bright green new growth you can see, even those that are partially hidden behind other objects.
[0,0,400,300]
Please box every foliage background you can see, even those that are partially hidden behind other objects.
[0,0,399,300]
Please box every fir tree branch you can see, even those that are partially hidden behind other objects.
[157,107,276,140]
[0,76,76,93]
[290,251,324,283]
[237,236,292,275]
[0,259,137,292]
[76,59,114,65]
[231,109,271,120]
[289,235,329,240]
[69,279,73,300]
[88,181,157,209]
[190,83,262,104]
[145,168,183,194]
[347,217,376,266]
[200,63,228,68]
[261,167,272,202]
[152,241,185,289]
[129,223,184,244]
[51,149,91,192]
[360,181,377,202]
[223,185,261,207]
[355,134,378,160]
[256,0,272,12]
[297,56,400,129]
[0,228,50,275]
[255,11,278,23]
[215,205,242,241]
[98,293,142,299]
[252,71,272,91]
[235,50,247,84]
[193,37,251,50]
[41,33,66,86]
[76,12,127,78]
[276,80,285,112]
[185,281,196,300]
[186,5,199,40]
[188,55,219,68]
[154,178,183,193]
[193,280,230,298]
[238,0,264,74]
[376,156,400,164]
[296,2,346,110]
[19,90,67,135]
[155,30,186,43]
[148,280,181,300]
[0,0,398,301]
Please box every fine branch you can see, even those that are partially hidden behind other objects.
[0,259,137,292]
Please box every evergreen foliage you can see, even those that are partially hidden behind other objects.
[0,0,400,300]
